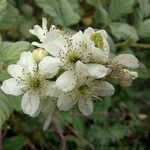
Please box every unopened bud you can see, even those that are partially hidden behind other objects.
[32,48,48,62]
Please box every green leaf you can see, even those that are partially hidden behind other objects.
[0,41,30,63]
[85,0,101,6]
[59,0,80,26]
[0,4,19,29]
[0,91,21,128]
[110,22,139,42]
[138,19,150,38]
[34,0,80,26]
[21,4,34,17]
[3,136,28,150]
[109,0,135,21]
[73,117,85,135]
[19,17,36,38]
[138,0,150,17]
[0,71,9,81]
[94,5,109,24]
[0,0,7,20]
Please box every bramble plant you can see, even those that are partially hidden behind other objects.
[0,0,149,149]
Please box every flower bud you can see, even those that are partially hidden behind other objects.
[32,48,48,63]
[120,69,138,87]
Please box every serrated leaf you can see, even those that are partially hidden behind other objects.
[138,19,150,38]
[59,0,80,26]
[0,0,7,20]
[0,91,21,128]
[109,0,135,21]
[94,5,109,24]
[110,22,139,42]
[0,4,19,29]
[34,0,80,26]
[138,0,150,17]
[0,41,30,63]
[19,17,36,38]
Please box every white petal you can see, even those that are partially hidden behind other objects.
[84,27,95,36]
[39,56,62,77]
[98,30,108,39]
[89,47,109,63]
[21,91,40,116]
[32,25,45,42]
[113,54,139,68]
[93,81,115,97]
[71,31,84,44]
[75,61,89,78]
[17,51,37,74]
[7,64,24,78]
[43,34,67,57]
[57,92,77,111]
[56,71,77,92]
[78,98,93,116]
[46,81,61,98]
[86,64,108,79]
[1,78,24,96]
[31,42,43,48]
[42,18,48,32]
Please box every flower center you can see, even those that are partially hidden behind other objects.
[68,51,81,63]
[28,76,41,90]
[78,84,90,95]
[90,33,103,48]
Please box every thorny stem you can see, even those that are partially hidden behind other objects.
[53,112,67,150]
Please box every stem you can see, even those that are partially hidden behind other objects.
[53,113,67,150]
[116,41,150,49]
[131,43,150,49]
[0,130,2,150]
[116,40,129,47]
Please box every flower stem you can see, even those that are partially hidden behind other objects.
[131,43,150,49]
[116,41,150,49]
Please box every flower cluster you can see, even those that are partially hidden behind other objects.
[1,18,139,117]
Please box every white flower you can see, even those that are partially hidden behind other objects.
[107,54,139,86]
[57,76,115,116]
[29,18,64,53]
[1,51,59,117]
[71,27,110,63]
[40,33,109,92]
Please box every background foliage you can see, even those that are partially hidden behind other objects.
[0,0,150,149]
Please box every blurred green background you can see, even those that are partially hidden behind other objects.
[0,0,150,149]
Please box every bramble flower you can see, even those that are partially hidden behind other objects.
[71,27,110,63]
[57,69,115,116]
[106,54,139,87]
[1,51,59,116]
[39,36,109,92]
[29,18,64,51]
